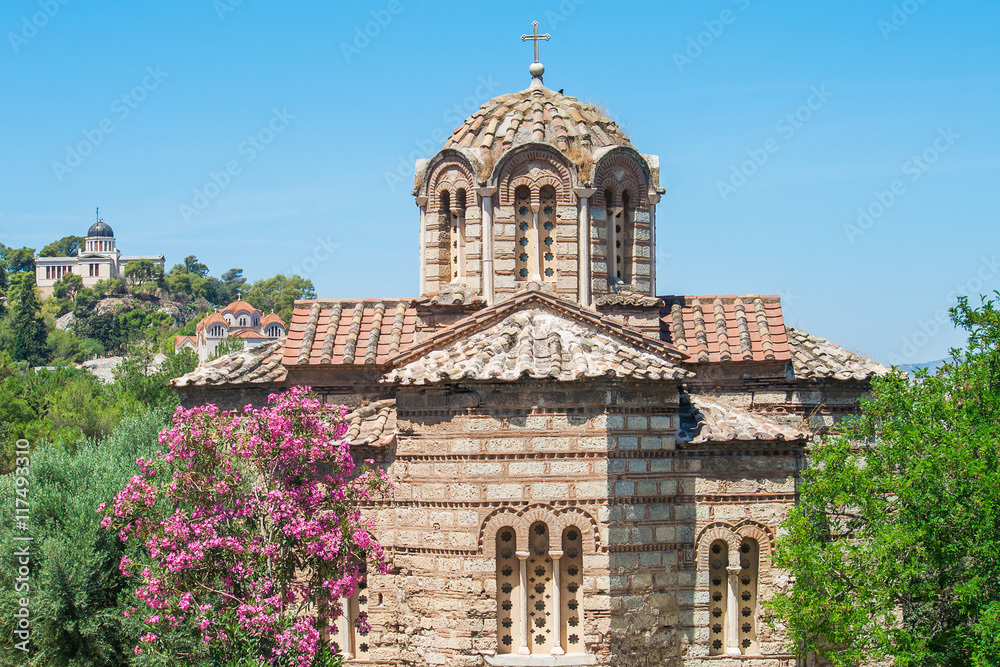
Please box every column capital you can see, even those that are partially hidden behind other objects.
[476,186,498,197]
[727,565,742,575]
[415,195,429,207]
[574,187,597,199]
[647,190,661,205]
[549,551,564,559]
[516,551,530,560]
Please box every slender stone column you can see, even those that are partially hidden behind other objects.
[416,195,428,295]
[477,186,497,304]
[531,207,543,282]
[518,551,530,655]
[726,565,742,656]
[339,597,353,659]
[453,208,465,279]
[550,551,565,655]
[574,187,596,306]
[648,190,661,296]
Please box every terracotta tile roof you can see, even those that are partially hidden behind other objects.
[343,399,396,447]
[595,292,665,309]
[659,295,790,364]
[174,335,196,346]
[787,328,890,381]
[444,84,631,156]
[231,329,268,340]
[261,312,285,328]
[222,300,259,315]
[171,340,286,387]
[386,291,690,385]
[197,313,228,332]
[283,299,417,367]
[676,394,809,445]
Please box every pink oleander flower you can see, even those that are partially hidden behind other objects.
[101,387,390,666]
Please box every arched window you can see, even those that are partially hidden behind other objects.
[239,317,247,327]
[452,188,466,281]
[496,528,519,655]
[560,526,584,653]
[253,315,259,327]
[527,522,554,653]
[738,538,760,654]
[708,539,729,655]
[439,190,452,285]
[540,185,557,280]
[604,188,618,284]
[514,186,535,281]
[495,520,585,657]
[618,191,631,282]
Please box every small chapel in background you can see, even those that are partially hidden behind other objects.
[175,298,286,361]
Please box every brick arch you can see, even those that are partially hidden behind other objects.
[554,508,600,554]
[507,174,565,211]
[480,504,601,556]
[594,149,650,208]
[429,160,475,213]
[482,510,527,557]
[734,521,774,557]
[496,145,574,207]
[696,523,741,570]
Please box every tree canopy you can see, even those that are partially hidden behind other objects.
[38,234,85,258]
[770,295,1000,666]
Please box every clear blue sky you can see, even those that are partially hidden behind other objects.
[2,0,998,365]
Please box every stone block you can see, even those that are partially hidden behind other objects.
[618,436,639,451]
[485,483,523,500]
[509,461,546,476]
[530,482,569,499]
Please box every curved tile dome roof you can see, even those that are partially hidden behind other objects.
[88,220,114,238]
[444,83,631,157]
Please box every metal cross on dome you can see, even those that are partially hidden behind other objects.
[521,21,550,64]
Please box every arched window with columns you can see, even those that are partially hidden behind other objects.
[700,526,765,657]
[491,514,591,658]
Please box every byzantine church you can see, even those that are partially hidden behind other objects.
[174,28,886,667]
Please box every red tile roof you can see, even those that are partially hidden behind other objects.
[222,300,259,315]
[261,312,285,328]
[659,295,790,364]
[282,299,417,366]
[197,313,228,332]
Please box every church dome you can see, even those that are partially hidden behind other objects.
[444,84,631,158]
[88,220,114,238]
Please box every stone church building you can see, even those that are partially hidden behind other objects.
[175,38,886,667]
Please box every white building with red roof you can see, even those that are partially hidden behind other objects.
[175,299,285,361]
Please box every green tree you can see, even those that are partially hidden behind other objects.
[183,255,209,278]
[123,259,164,291]
[211,335,245,360]
[38,234,84,258]
[52,272,84,300]
[8,274,50,365]
[0,407,169,666]
[0,244,36,274]
[244,274,315,325]
[770,295,1000,666]
[221,267,246,290]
